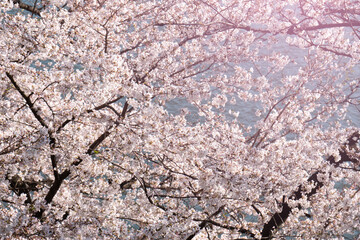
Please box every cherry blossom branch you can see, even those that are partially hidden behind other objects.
[186,205,225,240]
[6,72,60,196]
[35,100,130,219]
[261,173,323,239]
[57,95,124,133]
[197,0,235,25]
[156,18,360,37]
[87,95,124,113]
[56,116,75,133]
[119,40,144,55]
[6,72,48,129]
[0,138,23,156]
[86,129,112,155]
[326,8,360,15]
[287,21,360,34]
[192,218,256,239]
[149,153,198,180]
[12,0,41,16]
[318,46,352,58]
[117,216,149,225]
[260,132,360,239]
[33,157,82,219]
[139,177,167,211]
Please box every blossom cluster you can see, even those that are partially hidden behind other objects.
[0,0,359,239]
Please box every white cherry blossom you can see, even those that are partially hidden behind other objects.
[0,0,360,239]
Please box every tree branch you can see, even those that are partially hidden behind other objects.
[6,72,48,128]
[34,100,130,219]
[13,0,41,16]
[193,218,256,238]
[261,132,359,239]
[186,205,225,240]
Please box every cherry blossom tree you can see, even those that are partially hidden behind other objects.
[1,0,360,239]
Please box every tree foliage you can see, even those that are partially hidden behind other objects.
[1,0,360,239]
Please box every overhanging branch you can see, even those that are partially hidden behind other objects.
[261,132,360,239]
[13,0,41,16]
[6,72,48,128]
